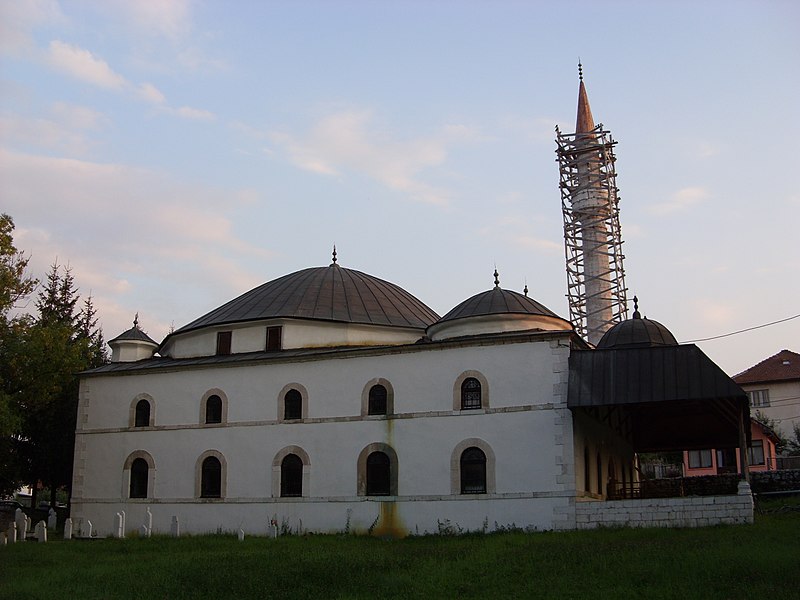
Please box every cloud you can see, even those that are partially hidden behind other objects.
[648,186,709,216]
[120,0,192,40]
[0,0,65,55]
[166,106,215,121]
[0,103,108,155]
[47,40,128,89]
[0,148,271,342]
[138,82,166,104]
[267,110,472,205]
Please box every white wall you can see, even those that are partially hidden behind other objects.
[72,334,577,535]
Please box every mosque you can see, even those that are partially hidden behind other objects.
[70,73,750,536]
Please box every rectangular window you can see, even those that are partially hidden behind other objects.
[747,389,770,408]
[688,449,712,469]
[266,326,282,351]
[748,440,765,466]
[216,331,232,355]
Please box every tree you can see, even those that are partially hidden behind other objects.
[0,218,109,502]
[785,424,800,457]
[0,214,38,496]
[754,410,787,455]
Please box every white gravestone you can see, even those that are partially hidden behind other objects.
[35,520,47,542]
[238,528,245,542]
[15,509,27,542]
[140,524,149,537]
[63,518,73,540]
[145,507,153,537]
[85,520,93,538]
[7,523,16,543]
[115,513,124,538]
[120,510,126,537]
[48,508,57,530]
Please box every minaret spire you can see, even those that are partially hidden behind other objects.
[575,61,596,134]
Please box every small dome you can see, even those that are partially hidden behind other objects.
[596,301,677,349]
[174,264,440,334]
[437,287,561,324]
[428,283,571,341]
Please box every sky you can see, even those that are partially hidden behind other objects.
[1,0,798,378]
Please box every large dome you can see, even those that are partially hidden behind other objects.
[174,263,440,334]
[596,300,677,349]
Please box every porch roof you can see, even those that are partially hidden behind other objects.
[568,344,749,452]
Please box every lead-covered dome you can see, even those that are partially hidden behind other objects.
[596,298,677,349]
[428,273,572,341]
[176,264,439,334]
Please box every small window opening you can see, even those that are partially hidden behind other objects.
[266,326,282,351]
[129,458,148,498]
[461,377,482,410]
[206,395,222,424]
[368,384,388,416]
[201,456,222,498]
[280,453,303,497]
[284,389,302,420]
[134,399,150,427]
[216,331,232,355]
[460,447,487,494]
[366,451,390,496]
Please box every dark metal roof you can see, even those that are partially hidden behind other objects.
[734,349,800,384]
[108,325,158,346]
[596,315,677,349]
[568,345,748,452]
[171,265,440,337]
[437,287,562,324]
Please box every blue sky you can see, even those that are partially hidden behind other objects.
[1,0,798,376]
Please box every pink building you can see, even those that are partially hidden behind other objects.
[683,419,780,476]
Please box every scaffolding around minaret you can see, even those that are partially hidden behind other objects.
[556,121,628,344]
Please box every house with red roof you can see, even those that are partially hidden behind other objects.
[734,350,800,443]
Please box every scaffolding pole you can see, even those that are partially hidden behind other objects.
[556,123,628,345]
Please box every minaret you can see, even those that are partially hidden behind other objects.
[556,64,628,345]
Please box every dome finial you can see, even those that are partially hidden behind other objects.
[578,59,583,82]
[331,244,337,266]
[493,267,500,288]
[524,279,529,297]
[133,312,139,329]
[632,295,641,319]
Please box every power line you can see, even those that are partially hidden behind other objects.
[683,313,800,343]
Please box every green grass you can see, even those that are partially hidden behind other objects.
[3,500,800,599]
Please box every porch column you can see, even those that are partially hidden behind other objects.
[738,407,750,482]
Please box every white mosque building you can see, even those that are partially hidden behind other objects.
[70,75,751,537]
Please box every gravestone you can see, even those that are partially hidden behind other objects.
[63,518,73,540]
[15,509,27,542]
[35,520,47,543]
[170,516,180,538]
[238,528,245,542]
[120,510,126,536]
[140,524,149,537]
[85,520,93,538]
[145,507,153,537]
[115,512,124,538]
[7,523,16,543]
[48,508,57,530]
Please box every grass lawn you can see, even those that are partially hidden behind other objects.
[3,500,799,599]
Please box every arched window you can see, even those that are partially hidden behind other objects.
[205,395,222,424]
[460,447,487,494]
[201,456,222,498]
[129,457,149,498]
[134,399,151,427]
[280,454,303,497]
[368,384,388,416]
[366,451,391,496]
[284,389,302,420]
[461,377,482,410]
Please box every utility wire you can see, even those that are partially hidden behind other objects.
[683,313,800,343]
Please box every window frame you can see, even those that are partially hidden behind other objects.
[123,451,155,500]
[450,438,496,495]
[271,446,310,498]
[283,389,302,421]
[747,389,770,408]
[453,370,489,411]
[200,389,228,426]
[277,383,308,422]
[748,440,765,466]
[361,378,394,417]
[688,449,713,469]
[266,326,282,351]
[357,443,398,497]
[195,450,226,499]
[459,447,487,494]
[216,331,232,355]
[129,394,155,428]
